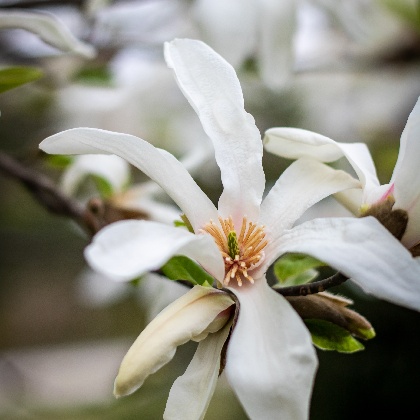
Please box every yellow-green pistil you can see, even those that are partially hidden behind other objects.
[202,216,268,287]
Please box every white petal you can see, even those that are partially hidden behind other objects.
[61,154,130,196]
[0,10,95,58]
[333,188,364,215]
[263,127,381,204]
[85,219,225,282]
[137,273,188,323]
[164,38,265,223]
[276,217,420,312]
[114,286,234,397]
[225,280,318,420]
[391,97,420,248]
[164,321,231,420]
[260,158,360,249]
[192,0,256,68]
[111,184,181,225]
[76,268,130,307]
[40,128,218,231]
[258,0,296,88]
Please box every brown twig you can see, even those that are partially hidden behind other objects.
[275,272,348,296]
[0,151,99,235]
[0,0,86,8]
[0,150,349,296]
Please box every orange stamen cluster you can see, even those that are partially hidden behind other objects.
[202,216,268,287]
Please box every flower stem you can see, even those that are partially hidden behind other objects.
[276,272,348,296]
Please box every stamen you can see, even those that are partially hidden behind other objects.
[202,216,268,287]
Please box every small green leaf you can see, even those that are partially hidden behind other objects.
[129,277,142,287]
[161,255,215,286]
[305,319,365,353]
[273,253,326,286]
[0,66,43,94]
[355,326,376,341]
[46,154,74,168]
[74,66,113,86]
[379,0,420,33]
[90,175,114,198]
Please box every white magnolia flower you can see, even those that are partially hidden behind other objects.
[264,97,420,310]
[39,38,415,419]
[63,151,208,318]
[191,0,296,89]
[90,0,296,89]
[0,9,95,58]
[60,154,130,197]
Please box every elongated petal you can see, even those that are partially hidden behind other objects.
[225,280,318,420]
[61,154,130,196]
[192,0,256,69]
[136,273,187,323]
[0,10,95,58]
[111,193,181,225]
[391,97,420,247]
[164,38,265,223]
[114,286,234,397]
[85,220,225,282]
[260,158,360,250]
[40,128,218,231]
[275,217,420,312]
[258,0,296,88]
[164,321,232,420]
[264,128,381,203]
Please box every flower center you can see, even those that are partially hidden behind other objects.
[202,216,268,287]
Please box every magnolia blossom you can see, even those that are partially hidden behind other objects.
[0,9,95,58]
[264,97,420,310]
[39,38,415,419]
[62,146,209,318]
[91,0,295,89]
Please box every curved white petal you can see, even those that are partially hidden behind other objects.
[114,286,234,397]
[192,0,256,69]
[164,38,265,223]
[111,184,181,225]
[225,280,318,420]
[276,217,420,312]
[333,188,364,215]
[40,128,218,231]
[258,0,296,89]
[76,268,130,307]
[264,128,381,204]
[137,273,188,323]
[164,321,231,420]
[61,154,130,196]
[391,97,420,247]
[0,10,95,58]
[85,220,225,282]
[260,158,360,248]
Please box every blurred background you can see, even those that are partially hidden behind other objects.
[0,0,420,419]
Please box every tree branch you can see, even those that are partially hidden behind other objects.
[275,272,348,296]
[0,151,99,235]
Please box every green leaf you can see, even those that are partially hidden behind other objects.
[46,154,74,169]
[129,277,142,287]
[0,66,43,94]
[74,66,113,86]
[305,319,365,353]
[273,253,326,286]
[90,175,114,198]
[161,255,214,286]
[379,0,420,32]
